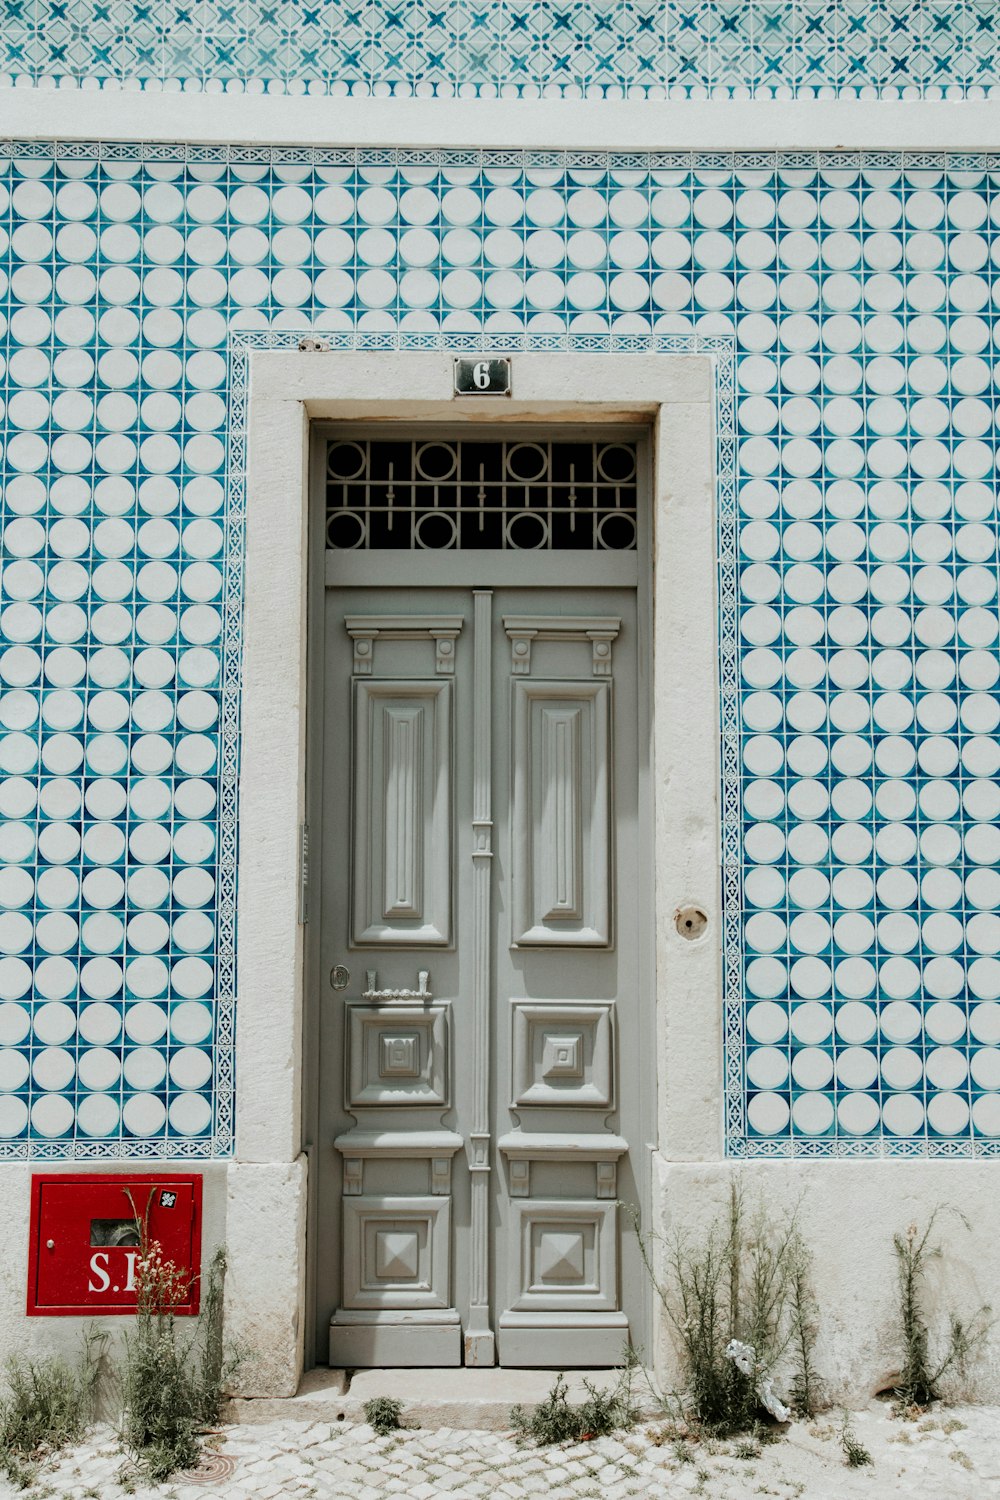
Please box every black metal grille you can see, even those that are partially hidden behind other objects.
[324,437,639,552]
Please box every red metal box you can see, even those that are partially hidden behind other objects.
[27,1173,203,1316]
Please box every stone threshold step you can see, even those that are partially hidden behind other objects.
[225,1365,658,1431]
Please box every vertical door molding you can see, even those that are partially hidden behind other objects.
[351,679,454,946]
[510,680,613,947]
[466,588,496,1365]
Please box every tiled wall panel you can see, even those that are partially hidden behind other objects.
[1,2,998,98]
[1,144,999,1161]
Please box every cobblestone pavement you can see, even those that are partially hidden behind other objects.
[5,1404,1000,1499]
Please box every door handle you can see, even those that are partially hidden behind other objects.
[330,964,351,990]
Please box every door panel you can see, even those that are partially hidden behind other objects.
[313,459,649,1370]
[493,588,638,1366]
[351,679,453,945]
[324,593,469,1368]
[511,679,612,946]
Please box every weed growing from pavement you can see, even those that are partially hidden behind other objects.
[787,1248,821,1416]
[119,1218,236,1483]
[510,1356,640,1446]
[629,1184,816,1437]
[892,1209,992,1409]
[0,1329,108,1489]
[839,1414,873,1468]
[362,1396,405,1435]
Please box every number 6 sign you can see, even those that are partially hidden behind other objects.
[454,357,512,396]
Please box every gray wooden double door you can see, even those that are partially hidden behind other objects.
[316,570,648,1368]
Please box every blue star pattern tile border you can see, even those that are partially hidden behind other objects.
[2,143,1000,1159]
[1,2,998,99]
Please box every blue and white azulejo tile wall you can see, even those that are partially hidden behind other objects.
[1,1,999,99]
[1,143,1000,1160]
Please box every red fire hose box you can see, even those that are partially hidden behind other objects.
[27,1173,203,1316]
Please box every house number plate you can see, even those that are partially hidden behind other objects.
[454,357,512,396]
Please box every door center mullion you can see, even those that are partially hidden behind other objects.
[465,587,495,1367]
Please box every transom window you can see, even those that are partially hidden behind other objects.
[324,437,639,552]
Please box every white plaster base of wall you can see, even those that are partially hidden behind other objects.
[225,1157,308,1398]
[0,1159,304,1401]
[1,1165,44,1362]
[5,1153,1000,1405]
[651,1154,1000,1404]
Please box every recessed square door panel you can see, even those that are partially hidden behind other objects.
[346,1000,450,1107]
[510,681,612,946]
[510,1001,614,1107]
[342,1196,451,1311]
[509,1200,618,1313]
[351,680,452,945]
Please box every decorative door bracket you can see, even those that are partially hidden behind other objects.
[498,1130,628,1198]
[335,1128,463,1197]
[502,615,621,677]
[346,614,464,674]
[468,1130,491,1173]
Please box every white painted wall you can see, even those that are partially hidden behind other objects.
[652,1158,1000,1404]
[653,396,722,1165]
[2,92,999,151]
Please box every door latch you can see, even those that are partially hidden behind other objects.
[330,965,351,991]
[297,822,309,925]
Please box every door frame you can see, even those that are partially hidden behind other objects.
[236,352,721,1379]
[307,422,653,1367]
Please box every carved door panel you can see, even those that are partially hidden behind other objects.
[322,591,472,1368]
[319,580,646,1370]
[492,589,643,1367]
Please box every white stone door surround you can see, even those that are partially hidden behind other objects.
[234,351,718,1390]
